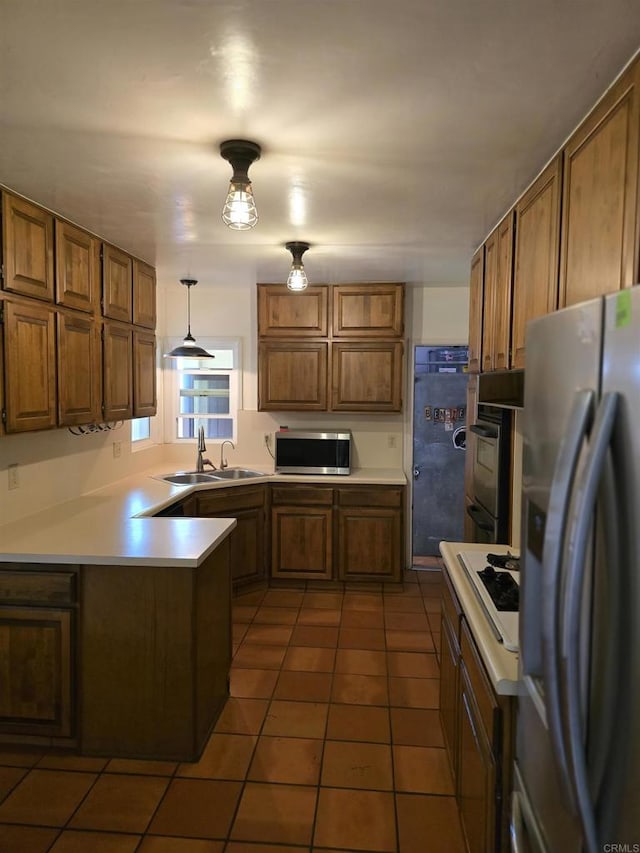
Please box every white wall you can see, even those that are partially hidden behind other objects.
[0,281,469,525]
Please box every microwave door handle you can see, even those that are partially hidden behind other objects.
[470,423,498,438]
[539,388,594,813]
[561,392,618,853]
[466,504,494,531]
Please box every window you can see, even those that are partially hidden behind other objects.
[164,339,240,444]
[131,417,151,442]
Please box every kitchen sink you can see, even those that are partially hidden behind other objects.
[161,472,221,485]
[211,468,266,480]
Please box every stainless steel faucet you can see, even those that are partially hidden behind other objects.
[195,426,216,472]
[220,439,235,469]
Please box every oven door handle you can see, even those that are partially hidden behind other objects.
[470,423,498,438]
[466,503,494,531]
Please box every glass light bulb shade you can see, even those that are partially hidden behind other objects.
[222,181,258,230]
[287,266,308,292]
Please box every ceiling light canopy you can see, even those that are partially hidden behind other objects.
[164,279,215,359]
[286,241,310,292]
[219,139,261,230]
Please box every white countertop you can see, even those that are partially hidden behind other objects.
[439,540,520,696]
[0,467,406,568]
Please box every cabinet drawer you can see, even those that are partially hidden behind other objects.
[442,570,462,642]
[0,570,77,605]
[338,487,402,507]
[271,485,334,506]
[460,618,499,743]
[196,484,266,515]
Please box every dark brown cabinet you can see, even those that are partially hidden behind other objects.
[258,341,328,411]
[55,220,100,314]
[102,243,133,323]
[271,486,334,581]
[481,212,514,373]
[440,571,462,776]
[102,321,133,421]
[1,192,54,302]
[336,486,403,582]
[332,283,404,337]
[133,330,156,418]
[331,341,403,412]
[57,310,102,426]
[258,284,329,337]
[2,298,57,432]
[133,259,157,329]
[194,485,267,590]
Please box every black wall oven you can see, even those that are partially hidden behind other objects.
[467,404,511,543]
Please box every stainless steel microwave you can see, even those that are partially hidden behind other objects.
[275,429,352,475]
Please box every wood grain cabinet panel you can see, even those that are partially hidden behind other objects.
[1,193,54,302]
[492,212,515,371]
[559,60,640,307]
[271,506,333,580]
[57,311,102,426]
[511,156,562,369]
[467,249,484,374]
[102,321,133,421]
[55,220,100,314]
[336,506,402,581]
[258,341,328,411]
[102,243,133,322]
[481,231,497,373]
[133,330,157,417]
[258,284,328,337]
[331,341,403,411]
[332,283,404,337]
[0,605,73,738]
[3,299,57,432]
[133,259,156,329]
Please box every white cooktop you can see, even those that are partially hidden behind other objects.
[457,551,520,652]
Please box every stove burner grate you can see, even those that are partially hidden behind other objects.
[477,566,519,611]
[487,552,520,572]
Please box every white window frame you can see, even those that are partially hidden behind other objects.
[162,337,241,445]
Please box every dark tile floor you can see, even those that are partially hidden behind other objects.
[0,565,467,853]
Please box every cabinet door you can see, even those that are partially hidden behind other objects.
[133,259,156,329]
[512,156,562,369]
[467,248,484,374]
[258,341,328,411]
[133,330,157,417]
[271,506,333,580]
[331,341,403,412]
[2,193,54,301]
[440,607,460,782]
[332,283,404,337]
[481,230,497,373]
[55,220,100,313]
[336,506,402,581]
[102,243,133,322]
[57,311,102,426]
[258,284,328,337]
[492,211,515,371]
[559,60,640,307]
[4,299,56,432]
[103,322,133,420]
[0,606,73,737]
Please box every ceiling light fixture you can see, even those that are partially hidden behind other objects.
[286,241,310,292]
[219,139,261,230]
[164,279,215,359]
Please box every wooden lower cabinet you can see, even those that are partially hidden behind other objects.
[441,571,515,853]
[195,485,267,590]
[271,505,333,580]
[336,487,403,582]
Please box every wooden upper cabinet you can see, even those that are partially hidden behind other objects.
[133,259,156,329]
[492,211,515,371]
[332,283,404,337]
[57,311,102,426]
[559,59,640,308]
[103,321,133,421]
[102,243,133,322]
[55,220,100,314]
[258,341,328,411]
[512,156,562,369]
[1,193,54,302]
[481,229,498,372]
[331,341,403,412]
[133,330,157,417]
[3,299,57,432]
[467,248,484,374]
[258,284,328,337]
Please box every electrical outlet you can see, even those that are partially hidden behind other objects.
[8,463,19,490]
[387,434,397,449]
[112,441,122,459]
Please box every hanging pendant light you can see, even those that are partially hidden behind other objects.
[286,242,310,292]
[164,279,215,359]
[220,139,261,230]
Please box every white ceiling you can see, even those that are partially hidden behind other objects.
[1,0,639,289]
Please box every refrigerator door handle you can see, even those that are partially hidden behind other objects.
[561,391,619,853]
[540,388,594,810]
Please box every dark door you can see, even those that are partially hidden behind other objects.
[412,346,469,558]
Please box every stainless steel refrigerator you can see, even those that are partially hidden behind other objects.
[512,285,640,852]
